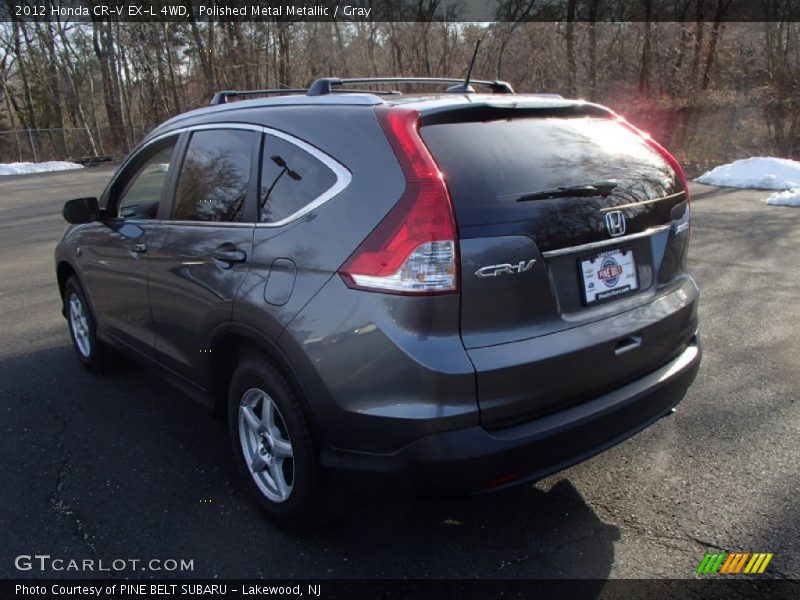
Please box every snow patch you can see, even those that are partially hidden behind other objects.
[763,188,800,207]
[0,161,84,176]
[696,157,800,190]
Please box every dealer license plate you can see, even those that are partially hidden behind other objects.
[580,248,638,304]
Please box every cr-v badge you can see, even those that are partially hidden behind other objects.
[475,259,536,278]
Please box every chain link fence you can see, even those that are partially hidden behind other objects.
[0,127,123,164]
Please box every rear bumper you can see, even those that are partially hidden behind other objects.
[323,336,701,493]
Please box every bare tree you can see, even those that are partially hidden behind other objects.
[0,16,798,166]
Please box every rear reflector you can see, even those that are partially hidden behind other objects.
[339,109,459,295]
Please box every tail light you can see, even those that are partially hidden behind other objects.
[339,108,459,294]
[613,114,691,235]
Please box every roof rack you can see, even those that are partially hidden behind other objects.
[209,77,515,106]
[209,88,308,106]
[307,77,515,96]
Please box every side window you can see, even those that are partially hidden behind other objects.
[259,134,337,224]
[171,129,254,222]
[117,142,176,219]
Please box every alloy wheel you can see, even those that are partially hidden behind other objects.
[68,292,91,358]
[238,387,295,503]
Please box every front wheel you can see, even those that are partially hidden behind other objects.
[228,352,350,530]
[63,276,118,373]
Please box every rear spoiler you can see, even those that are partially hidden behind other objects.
[418,101,613,126]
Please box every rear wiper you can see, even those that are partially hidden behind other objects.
[516,180,618,202]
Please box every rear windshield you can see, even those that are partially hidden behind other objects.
[420,117,679,226]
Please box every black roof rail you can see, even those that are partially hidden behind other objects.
[307,77,515,96]
[329,89,403,96]
[209,88,308,106]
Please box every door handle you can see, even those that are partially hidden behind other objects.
[212,247,247,264]
[614,335,642,356]
[130,242,148,254]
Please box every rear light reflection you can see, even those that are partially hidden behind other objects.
[613,114,691,236]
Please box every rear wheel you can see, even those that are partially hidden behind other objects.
[228,352,350,529]
[238,387,296,503]
[64,276,118,373]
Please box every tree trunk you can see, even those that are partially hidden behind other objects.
[231,22,253,90]
[333,22,350,78]
[115,35,138,144]
[639,0,653,95]
[277,24,291,86]
[163,24,184,112]
[690,1,707,88]
[566,0,577,97]
[9,15,37,135]
[588,0,600,101]
[92,20,125,154]
[701,1,730,90]
[185,0,215,96]
[34,19,68,157]
[55,20,99,155]
[672,6,692,97]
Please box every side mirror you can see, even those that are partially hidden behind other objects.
[63,197,100,224]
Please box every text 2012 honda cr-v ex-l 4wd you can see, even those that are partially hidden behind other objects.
[55,77,700,529]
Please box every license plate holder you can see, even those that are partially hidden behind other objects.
[580,248,639,304]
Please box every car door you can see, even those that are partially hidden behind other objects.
[79,136,180,352]
[146,126,259,383]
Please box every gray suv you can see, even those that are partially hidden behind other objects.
[55,77,701,528]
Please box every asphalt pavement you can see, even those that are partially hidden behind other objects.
[0,168,798,580]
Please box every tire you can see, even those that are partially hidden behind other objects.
[63,276,119,373]
[228,351,350,530]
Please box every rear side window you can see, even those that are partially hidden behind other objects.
[259,134,337,224]
[420,117,679,226]
[171,129,255,222]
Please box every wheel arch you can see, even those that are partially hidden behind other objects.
[208,323,323,443]
[56,260,77,303]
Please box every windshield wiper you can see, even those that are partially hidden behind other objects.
[516,180,618,202]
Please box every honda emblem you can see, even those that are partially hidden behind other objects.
[605,211,626,237]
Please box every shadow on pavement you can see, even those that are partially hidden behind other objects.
[689,184,745,201]
[312,478,620,580]
[0,344,619,581]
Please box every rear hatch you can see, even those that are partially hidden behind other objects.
[418,103,694,427]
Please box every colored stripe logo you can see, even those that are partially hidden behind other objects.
[696,552,773,574]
